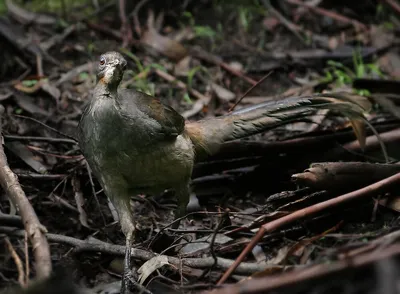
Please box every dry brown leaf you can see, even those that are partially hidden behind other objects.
[350,118,367,150]
[211,83,236,102]
[141,30,187,61]
[174,56,192,76]
[71,176,91,229]
[379,196,400,212]
[138,255,170,284]
[5,142,47,174]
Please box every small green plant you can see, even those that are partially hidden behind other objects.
[236,1,266,32]
[120,49,169,96]
[193,26,217,39]
[182,11,217,39]
[182,92,192,104]
[21,79,38,87]
[187,66,209,89]
[322,48,383,95]
[79,72,89,80]
[185,65,213,103]
[238,6,252,31]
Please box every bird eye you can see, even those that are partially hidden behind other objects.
[99,56,106,66]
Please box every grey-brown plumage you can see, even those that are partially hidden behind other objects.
[78,51,371,293]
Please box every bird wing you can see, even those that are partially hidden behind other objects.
[118,88,185,140]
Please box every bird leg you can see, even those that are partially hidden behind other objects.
[111,195,136,294]
[171,184,190,229]
[121,228,134,294]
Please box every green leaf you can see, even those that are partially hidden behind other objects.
[79,72,89,80]
[187,66,208,88]
[22,80,38,87]
[183,92,192,103]
[194,26,216,38]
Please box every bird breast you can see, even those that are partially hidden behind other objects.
[80,97,195,194]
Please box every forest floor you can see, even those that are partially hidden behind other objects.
[1,1,400,293]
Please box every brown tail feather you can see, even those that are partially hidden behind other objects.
[185,92,371,158]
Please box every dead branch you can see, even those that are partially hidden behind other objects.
[292,162,400,191]
[335,127,400,155]
[0,226,294,276]
[381,0,400,16]
[6,0,56,25]
[190,46,257,85]
[4,135,77,144]
[0,106,51,280]
[4,237,26,287]
[118,0,133,47]
[207,243,400,294]
[285,0,368,31]
[229,72,273,112]
[218,172,400,284]
[154,68,210,102]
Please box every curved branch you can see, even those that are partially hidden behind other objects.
[0,106,52,279]
[0,226,294,275]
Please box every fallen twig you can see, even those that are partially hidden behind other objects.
[12,114,77,142]
[84,21,123,41]
[229,71,273,112]
[292,162,400,191]
[118,0,133,47]
[5,237,26,287]
[4,135,77,144]
[262,0,306,43]
[154,68,209,102]
[0,226,292,276]
[131,0,150,37]
[383,0,400,16]
[208,243,400,294]
[190,47,257,86]
[154,68,211,118]
[55,62,95,86]
[40,25,76,51]
[285,0,368,31]
[217,172,400,284]
[6,0,56,25]
[0,105,52,280]
[333,127,400,156]
[24,231,29,284]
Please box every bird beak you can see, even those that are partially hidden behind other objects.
[116,60,127,71]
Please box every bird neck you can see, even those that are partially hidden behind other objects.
[95,80,118,98]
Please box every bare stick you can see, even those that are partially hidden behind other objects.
[24,231,30,284]
[0,226,292,275]
[218,172,400,284]
[0,105,52,279]
[229,71,273,112]
[285,0,368,30]
[5,237,26,287]
[154,69,210,102]
[209,243,400,294]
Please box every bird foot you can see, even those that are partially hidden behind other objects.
[120,227,135,294]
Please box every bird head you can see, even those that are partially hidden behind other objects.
[96,51,127,90]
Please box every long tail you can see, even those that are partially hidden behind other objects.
[185,92,371,157]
